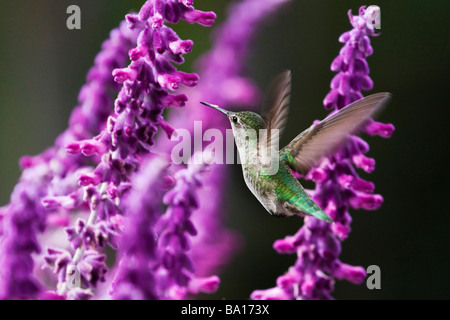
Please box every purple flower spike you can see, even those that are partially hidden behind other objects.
[252,6,394,300]
[112,153,218,299]
[2,0,214,299]
[324,6,379,111]
[0,19,139,299]
[47,0,213,298]
[110,162,164,300]
[155,155,219,299]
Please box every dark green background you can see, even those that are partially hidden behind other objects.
[0,1,448,299]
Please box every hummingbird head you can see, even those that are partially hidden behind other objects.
[201,101,266,155]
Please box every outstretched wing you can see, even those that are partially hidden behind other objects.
[283,92,391,175]
[259,70,291,163]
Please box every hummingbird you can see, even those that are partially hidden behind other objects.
[201,70,390,222]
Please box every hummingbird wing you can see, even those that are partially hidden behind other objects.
[283,92,391,175]
[259,70,291,163]
[261,69,291,138]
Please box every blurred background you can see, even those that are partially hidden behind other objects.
[0,0,448,299]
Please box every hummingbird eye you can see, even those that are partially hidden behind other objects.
[232,116,238,123]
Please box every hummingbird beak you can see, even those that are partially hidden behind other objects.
[200,101,229,115]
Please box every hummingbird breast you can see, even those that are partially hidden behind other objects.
[241,163,278,215]
[241,155,322,218]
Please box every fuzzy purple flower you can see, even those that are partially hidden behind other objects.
[252,6,394,300]
[47,0,215,298]
[156,154,221,299]
[111,154,219,299]
[110,158,166,300]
